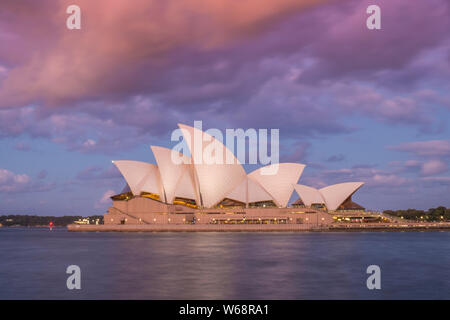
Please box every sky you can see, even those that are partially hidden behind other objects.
[0,0,449,215]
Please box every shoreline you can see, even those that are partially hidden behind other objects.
[67,223,450,232]
[0,225,65,228]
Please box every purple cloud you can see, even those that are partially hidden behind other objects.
[0,0,449,213]
[76,165,121,181]
[389,140,450,157]
[0,168,53,193]
[14,141,31,151]
[0,168,30,192]
[420,159,448,176]
[37,170,47,180]
[327,154,345,162]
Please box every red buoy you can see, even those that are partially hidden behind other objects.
[49,221,53,231]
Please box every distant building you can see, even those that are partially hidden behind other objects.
[74,218,90,225]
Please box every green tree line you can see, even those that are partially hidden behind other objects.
[0,215,104,227]
[383,206,450,221]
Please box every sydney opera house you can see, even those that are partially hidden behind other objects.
[104,123,366,227]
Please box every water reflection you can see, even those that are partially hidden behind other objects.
[0,228,448,299]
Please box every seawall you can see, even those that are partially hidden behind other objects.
[67,223,450,232]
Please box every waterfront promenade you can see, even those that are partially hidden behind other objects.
[68,222,450,232]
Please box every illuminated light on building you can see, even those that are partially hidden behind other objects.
[104,123,367,227]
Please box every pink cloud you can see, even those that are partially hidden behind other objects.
[95,189,116,209]
[421,159,448,176]
[309,164,414,191]
[0,168,55,193]
[0,0,448,157]
[0,0,326,107]
[389,140,450,157]
[371,174,408,187]
[422,176,450,185]
[0,0,448,113]
[389,158,448,176]
[282,141,310,162]
[0,168,31,192]
[332,83,434,125]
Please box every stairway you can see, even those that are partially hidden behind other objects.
[110,207,151,224]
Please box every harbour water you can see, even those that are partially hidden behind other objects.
[0,228,448,299]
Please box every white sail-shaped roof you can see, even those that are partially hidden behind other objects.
[294,184,325,207]
[225,177,247,203]
[151,146,198,203]
[247,177,274,203]
[112,160,163,196]
[173,167,198,202]
[248,163,305,207]
[178,123,247,208]
[319,182,364,211]
[225,177,275,204]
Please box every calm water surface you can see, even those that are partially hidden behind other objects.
[0,228,449,299]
